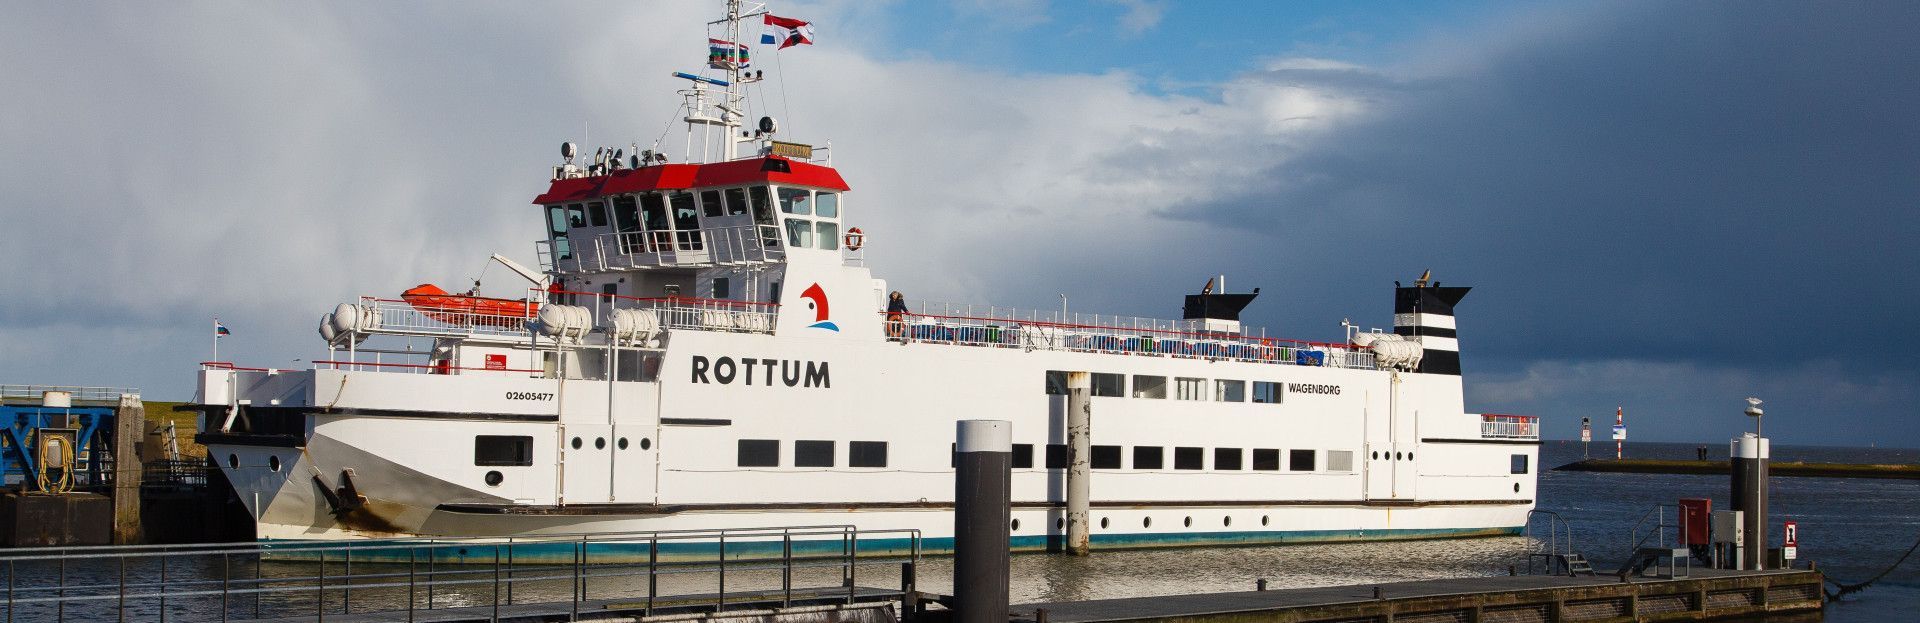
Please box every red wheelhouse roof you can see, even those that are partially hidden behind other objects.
[531,156,850,205]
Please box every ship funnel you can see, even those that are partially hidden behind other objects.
[1393,274,1470,375]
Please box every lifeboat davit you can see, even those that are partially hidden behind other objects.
[401,284,539,328]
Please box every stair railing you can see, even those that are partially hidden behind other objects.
[1618,503,1691,577]
[1522,509,1577,575]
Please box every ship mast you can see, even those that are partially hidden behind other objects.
[682,0,765,163]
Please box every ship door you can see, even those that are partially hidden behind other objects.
[559,423,614,504]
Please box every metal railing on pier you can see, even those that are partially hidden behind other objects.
[0,385,139,404]
[0,525,920,623]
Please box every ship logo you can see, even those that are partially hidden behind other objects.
[800,283,838,331]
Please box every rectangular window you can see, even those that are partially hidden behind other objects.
[749,186,774,224]
[1289,449,1316,472]
[1511,454,1530,475]
[1091,445,1122,469]
[1214,448,1243,470]
[1175,377,1207,401]
[474,435,533,466]
[794,440,834,467]
[777,187,812,215]
[700,190,724,218]
[587,201,607,227]
[565,204,587,228]
[1174,446,1204,470]
[724,187,749,215]
[737,439,779,467]
[601,283,618,300]
[1215,380,1246,402]
[1328,450,1355,472]
[816,220,839,250]
[713,277,730,299]
[815,192,839,218]
[1132,375,1167,399]
[1252,448,1280,471]
[1045,444,1069,469]
[641,193,670,230]
[785,218,814,247]
[1012,444,1034,469]
[1132,446,1163,470]
[849,441,888,468]
[1091,373,1124,397]
[1252,381,1283,404]
[1044,370,1067,395]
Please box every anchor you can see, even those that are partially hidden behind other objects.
[312,468,368,516]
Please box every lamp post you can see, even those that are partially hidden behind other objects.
[1745,396,1763,437]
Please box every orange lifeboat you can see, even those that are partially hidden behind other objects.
[401,284,539,328]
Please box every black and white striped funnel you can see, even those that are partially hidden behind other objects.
[1393,277,1470,375]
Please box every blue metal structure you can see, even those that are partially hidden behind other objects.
[0,405,114,491]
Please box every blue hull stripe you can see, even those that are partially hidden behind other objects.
[261,526,1520,564]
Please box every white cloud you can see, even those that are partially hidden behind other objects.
[1101,0,1167,36]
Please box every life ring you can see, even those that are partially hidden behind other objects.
[843,227,865,250]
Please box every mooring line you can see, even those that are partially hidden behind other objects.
[1824,527,1920,602]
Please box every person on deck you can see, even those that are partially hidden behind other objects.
[886,291,909,341]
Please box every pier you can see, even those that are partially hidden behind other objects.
[1555,458,1920,479]
[1016,568,1825,623]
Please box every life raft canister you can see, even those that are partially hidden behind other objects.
[843,227,865,250]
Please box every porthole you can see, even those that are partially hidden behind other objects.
[485,471,504,487]
[1261,515,1270,526]
[1183,516,1192,528]
[228,454,239,469]
[1143,517,1153,528]
[595,437,607,450]
[640,438,653,450]
[1224,516,1232,527]
[571,437,583,450]
[1011,518,1021,531]
[1100,517,1110,529]
[268,456,281,472]
[618,437,629,450]
[1371,451,1379,460]
[1514,483,1521,493]
[1057,518,1065,530]
[1394,452,1402,460]
[1408,453,1414,461]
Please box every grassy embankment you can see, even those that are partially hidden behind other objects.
[140,400,206,459]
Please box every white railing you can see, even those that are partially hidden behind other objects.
[351,296,535,341]
[558,291,780,336]
[889,301,1377,370]
[1481,414,1540,439]
[0,385,140,403]
[541,225,785,273]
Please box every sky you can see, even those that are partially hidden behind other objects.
[2,1,1916,446]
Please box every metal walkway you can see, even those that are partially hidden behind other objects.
[0,525,921,622]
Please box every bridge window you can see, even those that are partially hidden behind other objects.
[750,186,774,224]
[785,219,814,247]
[587,201,607,227]
[474,435,533,467]
[816,221,839,250]
[777,187,813,215]
[565,204,587,228]
[1215,380,1245,402]
[737,439,779,467]
[1133,446,1164,470]
[1252,381,1283,404]
[1252,448,1280,471]
[1132,375,1166,399]
[641,193,670,231]
[815,192,839,218]
[700,190,724,218]
[544,206,573,261]
[613,196,640,231]
[725,187,749,215]
[849,441,888,467]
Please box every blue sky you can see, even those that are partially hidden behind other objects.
[1,1,1916,447]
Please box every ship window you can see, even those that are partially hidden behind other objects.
[1175,377,1207,401]
[1091,445,1121,469]
[566,204,587,228]
[1045,444,1069,469]
[671,192,702,250]
[641,193,671,231]
[725,187,749,215]
[1215,380,1245,402]
[613,196,640,230]
[700,190,724,218]
[1092,373,1124,397]
[737,439,780,467]
[785,218,814,247]
[1174,447,1204,470]
[815,192,838,218]
[1214,448,1243,470]
[1012,444,1034,468]
[1132,375,1166,399]
[474,435,533,467]
[816,221,839,250]
[1289,449,1316,471]
[1252,448,1280,471]
[587,201,607,227]
[1511,454,1529,474]
[545,206,568,236]
[777,187,812,215]
[794,440,834,467]
[849,441,888,467]
[749,186,775,224]
[1252,381,1282,404]
[1329,450,1355,472]
[713,277,730,299]
[1132,446,1163,470]
[1044,370,1066,395]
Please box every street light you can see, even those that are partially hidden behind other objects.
[1744,397,1764,438]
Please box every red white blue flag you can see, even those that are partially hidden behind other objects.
[708,38,750,69]
[761,14,814,50]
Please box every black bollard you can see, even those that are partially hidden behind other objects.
[955,420,1012,623]
[1256,578,1268,591]
[1730,433,1769,570]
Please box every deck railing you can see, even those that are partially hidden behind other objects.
[887,303,1378,370]
[1481,414,1540,440]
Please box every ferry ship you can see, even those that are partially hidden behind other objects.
[188,1,1541,554]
